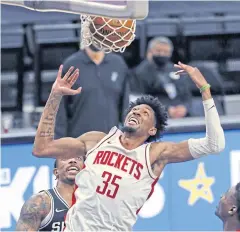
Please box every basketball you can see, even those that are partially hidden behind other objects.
[89,16,135,51]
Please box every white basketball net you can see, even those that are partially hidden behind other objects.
[80,15,136,53]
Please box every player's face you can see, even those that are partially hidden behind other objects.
[54,157,84,183]
[152,43,172,57]
[124,104,157,137]
[215,186,237,221]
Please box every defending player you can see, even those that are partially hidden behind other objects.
[16,157,83,231]
[33,62,225,231]
[216,183,240,230]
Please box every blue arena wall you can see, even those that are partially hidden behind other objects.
[1,127,240,231]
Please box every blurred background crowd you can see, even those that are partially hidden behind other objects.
[1,1,240,135]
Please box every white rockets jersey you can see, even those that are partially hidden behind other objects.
[65,127,158,231]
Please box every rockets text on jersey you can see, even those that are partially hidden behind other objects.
[64,127,158,231]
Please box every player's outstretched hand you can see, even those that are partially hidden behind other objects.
[51,65,82,96]
[174,61,208,89]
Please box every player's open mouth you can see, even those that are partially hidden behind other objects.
[128,117,139,125]
[67,166,80,173]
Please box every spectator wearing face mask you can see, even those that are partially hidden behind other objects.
[131,36,193,118]
[55,44,130,138]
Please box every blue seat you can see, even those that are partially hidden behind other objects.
[181,17,224,36]
[191,96,224,117]
[145,18,180,38]
[1,24,24,112]
[188,61,225,96]
[32,23,80,106]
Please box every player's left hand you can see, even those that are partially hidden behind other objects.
[174,62,208,89]
[52,65,82,96]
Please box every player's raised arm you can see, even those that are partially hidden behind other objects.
[151,62,225,164]
[32,65,84,158]
[33,65,106,159]
[16,192,50,231]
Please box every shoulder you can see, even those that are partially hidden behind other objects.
[27,191,50,204]
[20,191,51,217]
[106,53,128,67]
[135,60,151,74]
[78,131,107,143]
[149,142,169,164]
[137,59,149,68]
[149,142,165,152]
[106,53,124,61]
[77,131,107,154]
[63,51,84,66]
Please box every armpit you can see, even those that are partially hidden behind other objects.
[151,159,165,177]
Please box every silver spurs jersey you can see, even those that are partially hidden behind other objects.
[39,188,69,231]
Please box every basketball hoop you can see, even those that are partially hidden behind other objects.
[1,0,147,53]
[80,15,136,53]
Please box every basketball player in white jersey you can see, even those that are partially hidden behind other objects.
[33,62,225,231]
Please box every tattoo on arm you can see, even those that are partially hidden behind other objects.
[40,114,55,137]
[38,94,61,139]
[34,93,62,150]
[16,193,50,231]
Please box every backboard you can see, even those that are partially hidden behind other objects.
[1,0,149,19]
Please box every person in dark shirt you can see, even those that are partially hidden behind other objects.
[132,36,192,118]
[55,44,130,138]
[16,157,83,231]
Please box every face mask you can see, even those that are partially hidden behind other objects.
[152,55,170,66]
[89,44,102,52]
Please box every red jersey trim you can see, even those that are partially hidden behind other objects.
[144,143,157,180]
[63,164,86,231]
[136,177,159,215]
[65,127,118,230]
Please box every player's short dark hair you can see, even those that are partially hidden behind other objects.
[236,182,240,221]
[125,95,168,142]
